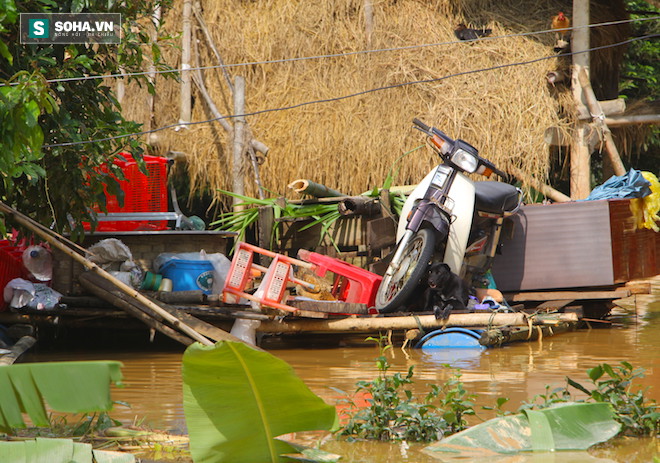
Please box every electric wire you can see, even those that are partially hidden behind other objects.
[3,16,658,86]
[42,33,658,149]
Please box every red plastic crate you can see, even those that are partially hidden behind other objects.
[0,240,28,311]
[84,153,170,232]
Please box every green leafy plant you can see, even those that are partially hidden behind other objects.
[566,361,659,436]
[0,437,136,463]
[339,336,476,442]
[423,402,621,457]
[0,0,176,238]
[0,360,124,432]
[212,190,343,251]
[517,384,572,412]
[182,341,337,463]
[425,369,477,435]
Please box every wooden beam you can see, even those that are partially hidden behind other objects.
[605,114,660,127]
[577,98,625,120]
[504,289,630,302]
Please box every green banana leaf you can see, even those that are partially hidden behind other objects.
[0,361,123,431]
[182,341,338,463]
[0,437,135,463]
[278,438,342,462]
[423,402,621,459]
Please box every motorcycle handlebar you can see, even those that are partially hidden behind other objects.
[412,118,431,133]
[413,118,512,182]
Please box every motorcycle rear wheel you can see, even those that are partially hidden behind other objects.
[375,228,436,313]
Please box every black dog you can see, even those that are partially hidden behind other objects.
[424,263,469,321]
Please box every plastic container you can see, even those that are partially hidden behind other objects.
[141,271,163,291]
[83,153,170,232]
[160,259,215,294]
[0,241,29,311]
[22,245,53,281]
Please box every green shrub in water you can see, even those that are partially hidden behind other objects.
[339,336,476,442]
[518,361,659,437]
[566,361,659,436]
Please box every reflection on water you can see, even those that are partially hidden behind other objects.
[20,301,660,462]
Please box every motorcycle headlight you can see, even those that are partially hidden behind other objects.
[450,148,479,173]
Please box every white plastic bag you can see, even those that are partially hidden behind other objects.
[230,318,261,346]
[3,278,35,309]
[87,238,133,269]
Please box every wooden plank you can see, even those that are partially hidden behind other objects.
[367,216,397,251]
[504,289,630,302]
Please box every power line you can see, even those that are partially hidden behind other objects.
[3,16,658,87]
[43,33,657,149]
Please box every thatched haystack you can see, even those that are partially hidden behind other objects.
[119,0,633,208]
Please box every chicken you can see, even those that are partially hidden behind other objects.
[546,70,569,87]
[454,24,492,41]
[551,12,571,38]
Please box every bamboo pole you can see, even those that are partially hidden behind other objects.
[479,322,576,347]
[232,76,246,209]
[578,68,626,177]
[179,0,192,127]
[146,3,161,138]
[0,202,214,346]
[192,2,270,161]
[256,312,578,334]
[509,167,571,203]
[364,0,374,46]
[288,179,345,198]
[80,272,195,346]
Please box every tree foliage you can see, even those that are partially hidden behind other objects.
[621,0,660,171]
[0,0,174,238]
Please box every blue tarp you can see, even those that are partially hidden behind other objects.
[585,168,652,201]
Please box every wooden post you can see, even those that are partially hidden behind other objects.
[232,76,246,209]
[179,0,192,127]
[570,0,591,199]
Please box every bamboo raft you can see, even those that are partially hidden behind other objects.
[0,200,646,351]
[0,283,631,350]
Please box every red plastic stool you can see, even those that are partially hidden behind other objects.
[297,249,383,307]
[223,242,316,312]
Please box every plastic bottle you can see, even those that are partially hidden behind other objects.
[22,245,53,282]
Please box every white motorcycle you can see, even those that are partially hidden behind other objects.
[375,118,522,313]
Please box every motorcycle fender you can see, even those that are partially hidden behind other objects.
[408,201,449,240]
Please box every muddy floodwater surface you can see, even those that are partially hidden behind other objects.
[22,300,660,462]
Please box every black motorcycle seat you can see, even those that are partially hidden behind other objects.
[474,181,520,215]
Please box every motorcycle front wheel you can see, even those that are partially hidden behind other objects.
[375,228,436,313]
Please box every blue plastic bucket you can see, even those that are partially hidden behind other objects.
[159,259,214,294]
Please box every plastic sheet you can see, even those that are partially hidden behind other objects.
[629,171,660,231]
[585,168,652,201]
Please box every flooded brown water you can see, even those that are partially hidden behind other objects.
[21,299,660,462]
